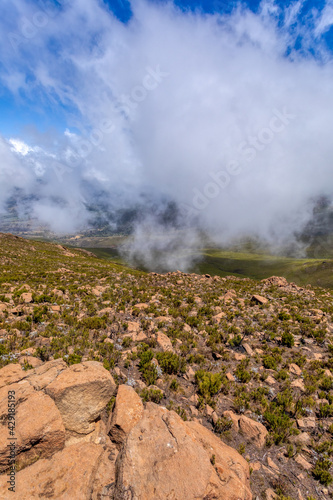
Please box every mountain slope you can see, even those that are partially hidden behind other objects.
[0,232,332,499]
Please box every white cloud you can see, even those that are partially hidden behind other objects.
[0,0,332,262]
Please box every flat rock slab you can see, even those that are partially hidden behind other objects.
[114,402,252,500]
[0,442,112,499]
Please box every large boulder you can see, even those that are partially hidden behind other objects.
[0,380,65,472]
[114,403,252,500]
[45,361,116,434]
[0,442,116,500]
[108,385,144,447]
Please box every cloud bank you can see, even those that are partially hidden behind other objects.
[0,0,333,269]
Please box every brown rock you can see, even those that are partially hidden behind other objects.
[127,321,140,333]
[0,382,65,472]
[0,363,26,389]
[108,385,144,447]
[224,290,237,303]
[267,456,279,472]
[290,363,302,376]
[134,303,149,310]
[265,488,278,499]
[0,443,115,499]
[239,415,268,448]
[223,410,240,428]
[212,411,219,425]
[212,312,226,323]
[124,329,147,342]
[45,361,116,434]
[205,404,214,416]
[156,331,174,352]
[26,359,67,390]
[223,411,267,448]
[234,352,246,361]
[290,431,311,447]
[295,454,312,471]
[251,294,268,305]
[262,276,289,287]
[184,366,195,381]
[291,379,305,391]
[243,343,254,356]
[19,356,43,369]
[21,292,33,303]
[114,403,252,500]
[297,416,316,430]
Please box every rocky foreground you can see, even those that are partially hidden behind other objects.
[0,232,333,499]
[0,360,251,499]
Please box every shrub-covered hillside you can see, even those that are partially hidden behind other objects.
[0,232,333,499]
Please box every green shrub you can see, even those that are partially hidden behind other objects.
[66,353,82,365]
[312,458,333,486]
[320,376,333,391]
[275,369,289,381]
[195,370,222,401]
[137,346,157,385]
[170,379,180,391]
[175,406,187,421]
[278,311,291,321]
[156,352,186,375]
[140,388,163,403]
[35,346,49,362]
[228,334,242,347]
[235,362,251,383]
[79,316,106,330]
[264,406,295,444]
[0,344,8,356]
[318,403,333,418]
[214,416,233,433]
[122,337,132,348]
[263,355,278,370]
[281,332,294,347]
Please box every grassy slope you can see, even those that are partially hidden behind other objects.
[86,246,333,290]
[194,249,333,289]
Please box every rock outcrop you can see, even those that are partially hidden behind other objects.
[0,362,252,499]
[114,403,252,500]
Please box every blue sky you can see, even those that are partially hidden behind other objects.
[0,0,332,138]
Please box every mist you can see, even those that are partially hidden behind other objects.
[0,0,333,270]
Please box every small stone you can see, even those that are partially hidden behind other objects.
[212,411,219,425]
[297,417,315,430]
[156,331,174,352]
[243,343,254,356]
[206,405,214,417]
[267,457,279,472]
[21,292,33,303]
[289,363,302,376]
[291,379,305,391]
[251,295,268,305]
[294,454,312,471]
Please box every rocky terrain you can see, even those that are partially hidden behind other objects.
[0,232,333,499]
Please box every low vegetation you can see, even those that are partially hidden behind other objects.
[0,232,332,499]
